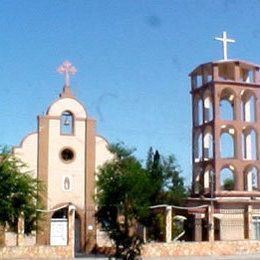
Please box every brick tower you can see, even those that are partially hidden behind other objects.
[188,32,260,241]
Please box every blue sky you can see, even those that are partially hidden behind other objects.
[1,0,260,184]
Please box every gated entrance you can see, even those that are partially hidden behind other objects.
[50,207,68,246]
[50,218,68,245]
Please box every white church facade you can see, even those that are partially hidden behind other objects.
[13,61,112,252]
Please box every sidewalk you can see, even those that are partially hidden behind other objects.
[76,254,260,260]
[142,255,260,260]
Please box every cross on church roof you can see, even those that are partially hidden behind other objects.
[214,31,235,61]
[57,60,77,86]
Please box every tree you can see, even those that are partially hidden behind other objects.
[145,148,187,241]
[96,144,187,255]
[146,148,187,206]
[223,178,234,191]
[146,148,163,205]
[95,143,153,259]
[0,146,43,234]
[160,154,187,205]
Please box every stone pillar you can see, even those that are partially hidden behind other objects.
[207,205,214,242]
[0,225,5,246]
[17,213,25,246]
[247,205,253,240]
[85,119,97,253]
[68,204,76,258]
[165,206,172,243]
[213,64,219,81]
[234,62,240,82]
[143,226,147,243]
[36,213,51,245]
[194,214,202,241]
[37,116,50,245]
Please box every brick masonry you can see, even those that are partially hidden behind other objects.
[141,240,260,257]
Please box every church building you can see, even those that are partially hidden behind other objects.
[188,32,260,241]
[13,61,112,252]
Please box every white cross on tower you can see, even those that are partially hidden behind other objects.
[57,60,77,86]
[214,31,235,61]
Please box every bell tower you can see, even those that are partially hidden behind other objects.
[189,32,260,241]
[190,59,260,197]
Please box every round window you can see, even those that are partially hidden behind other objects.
[61,148,74,162]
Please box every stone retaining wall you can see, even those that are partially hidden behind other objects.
[0,245,73,259]
[5,232,36,247]
[142,240,260,257]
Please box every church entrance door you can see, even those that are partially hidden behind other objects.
[50,207,68,246]
[50,218,68,245]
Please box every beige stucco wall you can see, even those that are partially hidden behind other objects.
[47,97,88,209]
[47,98,87,118]
[48,118,86,209]
[95,135,113,171]
[13,133,38,178]
[95,135,113,247]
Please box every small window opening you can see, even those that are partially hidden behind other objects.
[221,167,235,191]
[193,97,203,126]
[220,131,235,159]
[202,65,213,84]
[241,93,256,122]
[192,75,203,89]
[204,95,213,122]
[218,63,235,81]
[194,167,202,194]
[204,169,214,194]
[194,131,203,162]
[240,68,254,83]
[204,128,213,160]
[242,128,257,160]
[61,148,75,162]
[61,111,74,135]
[220,89,235,120]
[246,167,259,191]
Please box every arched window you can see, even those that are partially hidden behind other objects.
[221,167,235,191]
[245,166,259,191]
[194,97,203,126]
[198,99,203,125]
[220,128,235,158]
[194,130,203,162]
[204,167,214,194]
[220,89,235,120]
[241,91,256,122]
[61,111,74,135]
[204,127,213,160]
[193,166,202,194]
[242,128,257,160]
[204,94,213,122]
